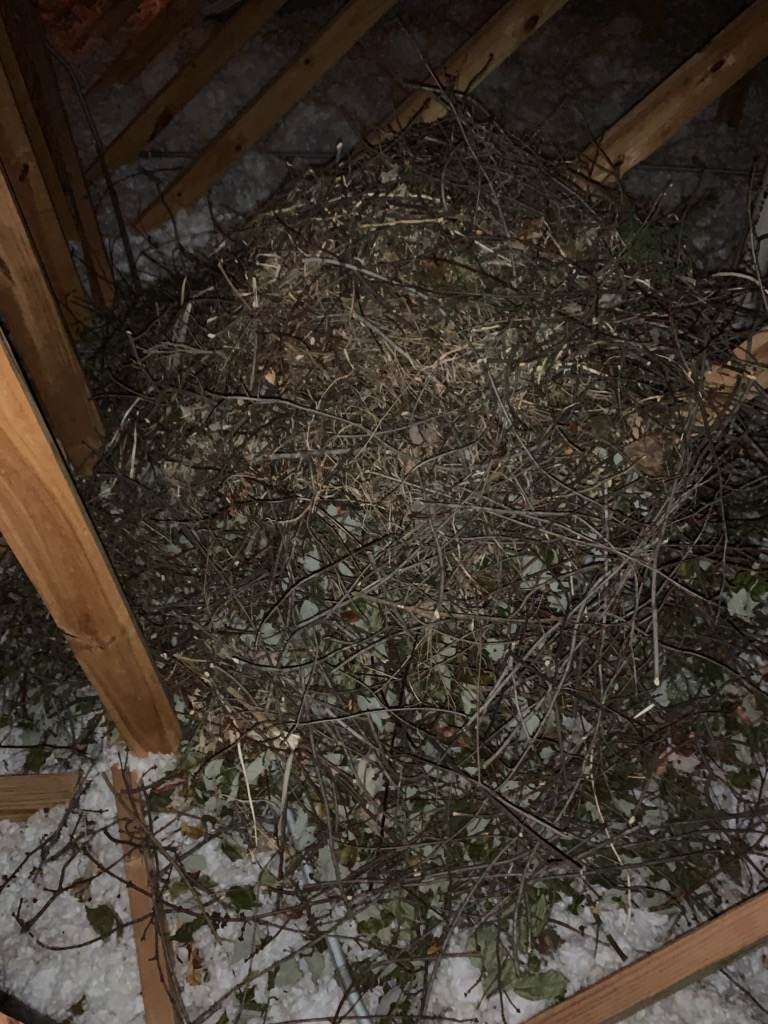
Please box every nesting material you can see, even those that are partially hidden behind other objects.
[79,110,768,1014]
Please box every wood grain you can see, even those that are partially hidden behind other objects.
[88,0,290,180]
[577,0,768,183]
[112,766,180,1024]
[135,0,400,232]
[0,7,76,240]
[526,889,768,1024]
[0,0,115,308]
[0,161,103,473]
[87,0,204,94]
[70,0,136,52]
[0,772,79,821]
[0,18,87,331]
[0,328,180,755]
[361,0,570,150]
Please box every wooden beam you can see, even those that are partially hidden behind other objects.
[0,22,89,332]
[0,328,181,756]
[694,326,768,424]
[577,0,768,183]
[360,0,570,151]
[0,161,103,472]
[135,0,400,233]
[0,13,76,240]
[0,772,80,821]
[526,888,768,1024]
[87,0,290,181]
[0,0,115,309]
[87,0,205,94]
[716,69,753,127]
[70,0,136,53]
[112,766,180,1024]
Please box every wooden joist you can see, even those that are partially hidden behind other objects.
[0,327,181,756]
[696,327,768,423]
[87,0,290,181]
[135,0,400,233]
[577,0,768,183]
[527,888,768,1024]
[0,772,80,821]
[0,10,76,241]
[112,766,180,1024]
[361,0,570,150]
[0,0,115,310]
[716,70,753,127]
[87,0,205,94]
[0,20,89,332]
[69,0,136,53]
[0,161,102,470]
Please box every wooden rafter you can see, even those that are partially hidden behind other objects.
[70,0,136,53]
[526,888,768,1024]
[577,0,768,184]
[696,327,768,424]
[0,328,180,756]
[1,0,115,309]
[135,0,400,233]
[0,772,80,821]
[0,20,89,332]
[0,10,76,240]
[87,0,290,181]
[360,0,570,151]
[0,161,102,471]
[87,0,205,94]
[716,70,753,127]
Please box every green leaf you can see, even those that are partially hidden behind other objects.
[86,904,123,940]
[306,949,326,981]
[227,885,256,911]
[24,745,48,773]
[274,958,303,987]
[67,995,87,1017]
[221,839,245,862]
[512,969,568,1003]
[172,916,205,944]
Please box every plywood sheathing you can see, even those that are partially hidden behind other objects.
[0,327,181,756]
[576,0,768,184]
[134,0,401,233]
[87,0,291,181]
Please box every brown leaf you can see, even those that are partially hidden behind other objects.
[534,926,563,956]
[623,433,666,477]
[180,821,206,839]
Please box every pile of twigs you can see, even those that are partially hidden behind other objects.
[20,108,768,1016]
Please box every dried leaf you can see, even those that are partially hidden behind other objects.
[623,433,666,476]
[409,423,424,445]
